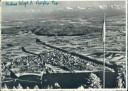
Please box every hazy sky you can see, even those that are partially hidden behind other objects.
[2,1,125,20]
[2,1,125,13]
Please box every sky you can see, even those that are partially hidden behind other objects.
[2,1,125,20]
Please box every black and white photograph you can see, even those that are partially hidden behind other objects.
[1,0,127,90]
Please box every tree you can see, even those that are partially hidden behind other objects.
[86,73,102,88]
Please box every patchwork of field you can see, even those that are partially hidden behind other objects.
[2,15,126,63]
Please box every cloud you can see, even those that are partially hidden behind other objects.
[98,5,106,9]
[66,7,73,10]
[77,6,85,10]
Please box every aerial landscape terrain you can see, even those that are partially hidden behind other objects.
[1,1,126,89]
